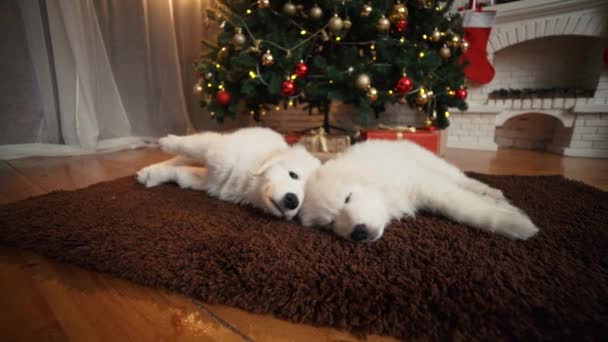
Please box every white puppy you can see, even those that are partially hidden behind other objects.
[298,140,539,242]
[137,127,320,219]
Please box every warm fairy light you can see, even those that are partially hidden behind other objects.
[249,70,257,78]
[422,34,428,40]
[249,110,255,116]
[420,88,426,94]
[449,90,456,95]
[215,64,221,69]
[329,80,334,84]
[370,44,375,50]
[335,36,341,41]
[246,9,252,14]
[388,90,393,95]
[419,51,425,58]
[445,111,450,117]
[218,83,224,90]
[275,106,281,111]
[207,83,213,88]
[435,6,441,11]
[300,30,307,35]
[290,74,297,80]
[399,37,405,43]
[288,100,294,107]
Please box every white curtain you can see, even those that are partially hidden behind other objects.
[0,0,225,159]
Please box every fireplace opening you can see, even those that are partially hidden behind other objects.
[494,113,573,153]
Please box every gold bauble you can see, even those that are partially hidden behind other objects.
[355,73,371,90]
[261,50,274,66]
[360,3,372,17]
[343,17,352,30]
[388,3,408,24]
[416,91,430,105]
[193,82,204,96]
[328,14,344,33]
[283,1,297,16]
[257,0,270,9]
[429,28,441,42]
[439,45,451,60]
[310,5,323,20]
[449,34,461,48]
[424,118,433,127]
[461,40,469,53]
[366,87,379,102]
[377,16,390,32]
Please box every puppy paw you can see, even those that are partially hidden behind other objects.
[136,165,174,187]
[158,134,181,154]
[493,208,539,240]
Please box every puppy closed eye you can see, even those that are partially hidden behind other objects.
[345,193,352,204]
[289,171,299,180]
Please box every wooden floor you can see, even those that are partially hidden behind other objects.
[0,147,606,341]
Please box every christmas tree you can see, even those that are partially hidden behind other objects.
[194,0,469,130]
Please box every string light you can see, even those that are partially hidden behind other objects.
[249,70,257,78]
[300,30,307,35]
[419,51,425,58]
[329,80,334,84]
[246,9,252,14]
[275,106,281,111]
[399,37,405,44]
[218,83,224,90]
[288,100,294,107]
[335,36,341,41]
[207,83,213,88]
[388,90,393,95]
[422,34,428,40]
[215,64,221,69]
[445,111,450,118]
[370,44,375,50]
[290,74,297,80]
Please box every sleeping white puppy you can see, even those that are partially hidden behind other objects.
[137,127,320,219]
[298,140,539,242]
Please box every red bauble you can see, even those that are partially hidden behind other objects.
[395,76,414,94]
[455,88,468,100]
[395,19,408,32]
[294,62,309,78]
[281,80,296,96]
[215,90,232,106]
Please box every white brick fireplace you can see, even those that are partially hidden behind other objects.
[448,0,608,158]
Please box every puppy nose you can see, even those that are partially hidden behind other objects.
[350,224,368,242]
[283,193,299,210]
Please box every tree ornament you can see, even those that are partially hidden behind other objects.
[294,61,309,77]
[355,73,371,90]
[460,40,469,53]
[283,1,297,16]
[377,16,390,32]
[360,3,372,17]
[217,46,230,59]
[439,45,451,60]
[416,90,430,105]
[395,76,413,94]
[261,50,275,66]
[193,81,204,96]
[328,14,344,33]
[203,72,213,80]
[343,17,352,30]
[398,96,407,104]
[395,19,408,32]
[232,28,246,47]
[281,80,296,96]
[257,0,270,9]
[449,34,461,48]
[310,5,323,21]
[216,90,231,106]
[424,117,433,127]
[429,27,441,42]
[389,2,408,24]
[366,87,378,102]
[456,87,468,100]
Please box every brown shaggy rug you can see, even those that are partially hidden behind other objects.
[1,174,607,340]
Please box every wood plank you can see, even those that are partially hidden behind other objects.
[0,161,45,204]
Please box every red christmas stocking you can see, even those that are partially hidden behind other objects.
[460,10,496,84]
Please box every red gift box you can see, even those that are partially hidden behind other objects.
[361,127,440,154]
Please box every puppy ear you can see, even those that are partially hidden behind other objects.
[253,152,281,176]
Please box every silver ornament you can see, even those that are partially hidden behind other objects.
[367,87,378,102]
[355,73,371,90]
[377,15,390,32]
[232,28,246,47]
[257,0,270,9]
[283,1,297,16]
[328,14,344,33]
[310,5,323,20]
[439,45,451,60]
[343,17,352,30]
[261,50,275,66]
[360,3,372,17]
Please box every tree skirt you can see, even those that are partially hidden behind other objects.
[1,174,607,340]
